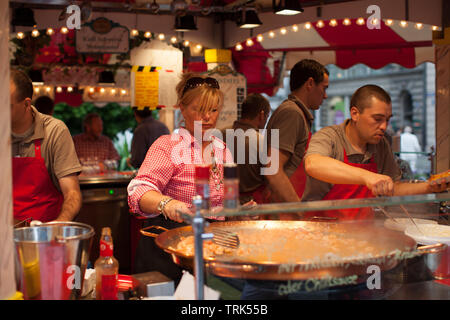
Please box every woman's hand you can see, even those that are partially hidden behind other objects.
[163,199,192,223]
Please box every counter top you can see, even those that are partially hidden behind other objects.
[79,172,136,185]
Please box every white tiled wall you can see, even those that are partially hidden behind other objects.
[0,1,15,299]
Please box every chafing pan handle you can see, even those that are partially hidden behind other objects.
[416,243,448,254]
[140,225,169,238]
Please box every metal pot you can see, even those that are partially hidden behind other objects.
[14,221,94,300]
[141,220,446,281]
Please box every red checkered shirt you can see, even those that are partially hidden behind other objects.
[73,133,120,162]
[127,128,233,219]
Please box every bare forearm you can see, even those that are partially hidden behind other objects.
[138,190,167,215]
[394,181,431,196]
[265,171,300,202]
[55,189,82,221]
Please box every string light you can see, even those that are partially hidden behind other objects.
[268,31,275,38]
[144,31,152,38]
[100,88,105,93]
[31,29,40,37]
[158,33,165,41]
[183,40,190,46]
[292,24,298,32]
[67,86,73,92]
[195,44,202,50]
[343,18,351,26]
[111,88,116,94]
[385,19,394,26]
[356,18,365,25]
[34,87,40,94]
[121,89,127,95]
[131,29,139,37]
[61,27,69,34]
[316,20,325,28]
[89,87,95,93]
[235,43,243,51]
[256,34,263,42]
[304,22,312,30]
[45,87,51,93]
[46,28,54,36]
[432,25,439,31]
[280,27,287,35]
[400,20,408,28]
[56,86,62,93]
[17,32,25,39]
[415,23,423,30]
[170,36,177,44]
[329,19,338,27]
[246,38,254,46]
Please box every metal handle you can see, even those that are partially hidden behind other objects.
[140,225,169,238]
[416,243,448,254]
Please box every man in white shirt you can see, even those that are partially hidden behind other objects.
[400,126,421,172]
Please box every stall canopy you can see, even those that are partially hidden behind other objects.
[231,19,435,96]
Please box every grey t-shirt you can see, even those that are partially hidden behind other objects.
[302,119,402,201]
[266,95,313,177]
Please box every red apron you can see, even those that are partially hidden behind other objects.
[303,149,377,221]
[245,132,312,204]
[13,140,64,222]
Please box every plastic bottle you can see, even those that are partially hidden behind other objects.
[195,164,211,210]
[94,227,119,300]
[223,163,239,210]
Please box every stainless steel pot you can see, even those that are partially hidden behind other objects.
[14,221,94,300]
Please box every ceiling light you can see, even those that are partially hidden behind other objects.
[183,40,190,46]
[11,7,36,26]
[131,29,139,37]
[61,27,69,34]
[385,19,394,26]
[17,32,25,39]
[280,27,287,35]
[356,17,365,25]
[292,24,299,32]
[268,31,275,38]
[144,31,152,38]
[56,86,62,93]
[46,28,54,36]
[400,20,408,28]
[158,33,165,40]
[274,0,304,15]
[316,20,325,28]
[343,18,351,26]
[174,14,197,31]
[304,22,312,30]
[246,38,254,46]
[329,19,338,27]
[31,29,40,37]
[237,8,262,29]
[170,36,178,43]
[235,43,243,51]
[256,34,263,42]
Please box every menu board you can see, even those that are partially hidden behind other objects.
[131,66,160,110]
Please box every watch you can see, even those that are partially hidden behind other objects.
[158,197,174,219]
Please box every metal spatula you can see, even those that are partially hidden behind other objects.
[212,229,240,249]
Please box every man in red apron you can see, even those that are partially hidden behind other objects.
[252,60,329,217]
[10,69,82,224]
[302,84,449,220]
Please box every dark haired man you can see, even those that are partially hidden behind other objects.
[34,95,55,115]
[302,84,448,220]
[10,69,82,223]
[262,59,329,211]
[128,108,170,169]
[73,112,120,163]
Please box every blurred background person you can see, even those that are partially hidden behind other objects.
[73,112,120,163]
[127,108,170,169]
[400,125,421,173]
[34,95,55,116]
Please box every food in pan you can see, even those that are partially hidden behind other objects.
[172,227,380,263]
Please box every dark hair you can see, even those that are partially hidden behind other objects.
[350,85,391,112]
[240,93,271,119]
[83,112,101,131]
[290,59,329,92]
[34,96,55,115]
[10,68,33,102]
[133,107,153,119]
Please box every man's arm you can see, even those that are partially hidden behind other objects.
[55,173,82,221]
[394,179,449,196]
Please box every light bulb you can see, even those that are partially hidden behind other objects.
[415,23,423,30]
[89,87,95,93]
[432,26,439,31]
[316,20,324,28]
[56,86,62,93]
[269,31,275,38]
[343,18,351,26]
[280,28,287,35]
[31,29,40,37]
[121,89,127,95]
[356,18,365,25]
[246,38,254,46]
[235,43,243,51]
[17,32,25,39]
[292,24,298,32]
[67,86,73,92]
[304,22,312,30]
[183,40,190,47]
[385,19,394,26]
[61,27,69,34]
[170,36,177,44]
[45,87,51,92]
[400,20,408,28]
[131,29,139,37]
[329,19,338,27]
[144,31,152,38]
[34,87,40,94]
[100,88,105,93]
[158,33,165,40]
[46,28,54,35]
[196,44,202,50]
[256,34,263,42]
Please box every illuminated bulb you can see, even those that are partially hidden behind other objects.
[329,19,338,27]
[46,28,54,36]
[183,40,190,46]
[292,24,298,32]
[256,34,263,42]
[415,23,423,30]
[268,31,275,38]
[144,31,152,38]
[316,20,325,28]
[34,87,40,94]
[31,29,40,37]
[67,86,73,92]
[56,86,62,93]
[89,87,95,93]
[131,29,139,37]
[385,19,393,26]
[356,18,365,25]
[343,18,351,26]
[17,32,25,39]
[121,89,127,95]
[432,26,439,31]
[370,18,378,26]
[45,87,51,92]
[280,27,287,35]
[170,36,177,44]
[196,44,202,50]
[246,38,254,46]
[100,88,105,93]
[111,88,116,94]
[61,27,69,34]
[235,43,243,51]
[158,33,165,40]
[400,20,408,28]
[304,22,312,30]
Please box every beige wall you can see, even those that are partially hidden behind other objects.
[0,0,16,300]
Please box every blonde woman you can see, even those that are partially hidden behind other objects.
[128,73,233,281]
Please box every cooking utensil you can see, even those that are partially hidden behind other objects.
[377,206,398,223]
[141,220,435,280]
[399,204,425,236]
[212,229,240,249]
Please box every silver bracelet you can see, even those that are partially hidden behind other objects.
[158,197,174,219]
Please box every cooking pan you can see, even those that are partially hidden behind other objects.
[141,220,446,280]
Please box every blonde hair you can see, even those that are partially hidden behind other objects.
[175,72,224,115]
